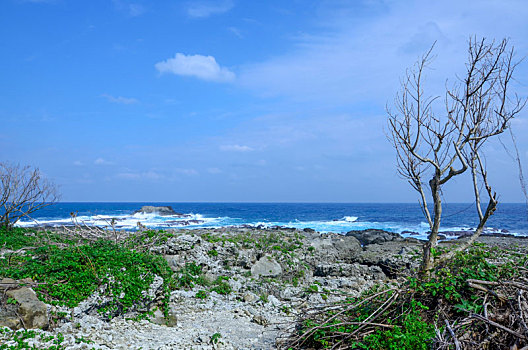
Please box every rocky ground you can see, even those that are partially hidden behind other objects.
[1,227,527,349]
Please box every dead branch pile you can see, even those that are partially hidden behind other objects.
[435,278,528,350]
[281,287,402,349]
[282,246,528,350]
[39,213,168,251]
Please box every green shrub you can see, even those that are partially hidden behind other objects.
[0,329,70,350]
[0,227,78,250]
[0,239,174,318]
[195,290,208,299]
[210,332,221,344]
[408,245,519,313]
[292,245,524,349]
[207,249,218,257]
[210,276,231,295]
[357,300,435,350]
[176,262,207,289]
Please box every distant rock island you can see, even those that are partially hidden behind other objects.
[134,206,187,216]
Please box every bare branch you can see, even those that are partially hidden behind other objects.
[387,37,525,276]
[0,163,60,229]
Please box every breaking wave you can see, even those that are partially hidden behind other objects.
[15,203,525,240]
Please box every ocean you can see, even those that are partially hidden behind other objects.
[15,202,528,241]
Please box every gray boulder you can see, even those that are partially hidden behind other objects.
[154,234,202,255]
[346,229,403,246]
[251,256,282,277]
[0,286,49,330]
[307,234,362,264]
[357,241,422,278]
[150,306,178,327]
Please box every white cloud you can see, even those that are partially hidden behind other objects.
[143,171,163,180]
[101,94,139,105]
[116,170,163,180]
[73,160,84,166]
[207,167,222,174]
[113,0,145,17]
[127,3,144,16]
[116,172,141,180]
[94,158,113,165]
[155,53,235,82]
[20,0,56,3]
[228,26,243,38]
[174,168,199,176]
[186,0,233,18]
[220,144,254,152]
[116,168,197,181]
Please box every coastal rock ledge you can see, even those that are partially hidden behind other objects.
[3,228,527,349]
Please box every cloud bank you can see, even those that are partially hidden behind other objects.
[238,1,528,106]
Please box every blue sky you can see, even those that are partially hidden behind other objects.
[1,0,527,202]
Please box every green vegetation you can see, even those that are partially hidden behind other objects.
[173,261,232,295]
[0,329,67,350]
[210,276,232,295]
[288,245,527,349]
[126,229,175,248]
[0,227,174,319]
[74,336,93,344]
[175,262,208,289]
[210,332,222,345]
[407,244,526,323]
[259,293,268,303]
[207,249,218,257]
[195,290,208,299]
[355,300,436,350]
[0,227,77,250]
[202,230,304,256]
[8,224,525,349]
[202,230,308,285]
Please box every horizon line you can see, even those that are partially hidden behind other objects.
[54,201,528,205]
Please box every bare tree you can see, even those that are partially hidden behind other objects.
[388,38,526,276]
[0,163,60,229]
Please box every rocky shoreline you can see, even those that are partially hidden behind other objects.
[1,227,527,349]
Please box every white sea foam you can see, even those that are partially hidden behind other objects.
[16,212,222,230]
[15,212,525,238]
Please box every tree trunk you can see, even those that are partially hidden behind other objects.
[420,174,442,277]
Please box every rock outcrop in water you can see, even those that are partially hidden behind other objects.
[134,206,182,216]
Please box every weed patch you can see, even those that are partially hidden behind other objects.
[284,245,528,349]
[0,229,175,319]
